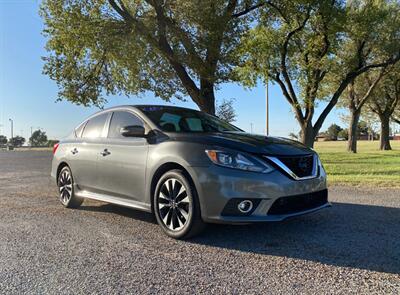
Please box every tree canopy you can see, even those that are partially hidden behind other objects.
[0,135,7,145]
[9,136,25,147]
[236,0,400,146]
[29,130,48,146]
[41,0,266,114]
[326,123,343,140]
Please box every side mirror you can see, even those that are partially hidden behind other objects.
[120,125,146,137]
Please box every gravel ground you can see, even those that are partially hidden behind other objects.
[0,151,399,294]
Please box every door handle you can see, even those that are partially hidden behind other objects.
[71,148,78,155]
[100,149,111,157]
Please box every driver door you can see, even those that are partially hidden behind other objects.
[96,111,149,202]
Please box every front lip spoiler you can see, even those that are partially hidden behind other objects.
[205,202,332,224]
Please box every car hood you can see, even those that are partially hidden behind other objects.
[169,132,313,156]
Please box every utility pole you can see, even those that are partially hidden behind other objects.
[265,79,269,136]
[250,123,254,133]
[9,118,13,140]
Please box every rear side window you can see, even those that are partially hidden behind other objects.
[81,113,108,138]
[74,122,86,138]
[108,111,144,139]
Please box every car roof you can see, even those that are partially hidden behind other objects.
[74,104,199,130]
[124,104,199,112]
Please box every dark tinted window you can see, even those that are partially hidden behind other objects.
[108,111,144,138]
[138,106,241,133]
[81,113,108,138]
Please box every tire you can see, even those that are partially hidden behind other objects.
[57,166,83,209]
[154,169,205,239]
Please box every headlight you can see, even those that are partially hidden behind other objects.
[205,150,274,173]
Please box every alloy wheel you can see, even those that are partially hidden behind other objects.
[157,178,191,231]
[58,169,73,204]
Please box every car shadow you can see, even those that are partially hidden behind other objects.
[79,201,400,274]
[78,203,156,224]
[190,202,400,274]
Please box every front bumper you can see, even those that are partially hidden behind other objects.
[189,164,329,224]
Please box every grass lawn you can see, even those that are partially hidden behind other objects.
[314,140,400,188]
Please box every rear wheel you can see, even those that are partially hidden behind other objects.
[154,170,205,239]
[57,166,83,208]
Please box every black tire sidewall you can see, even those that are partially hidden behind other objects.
[154,170,198,239]
[58,166,82,208]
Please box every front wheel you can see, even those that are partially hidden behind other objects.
[154,170,205,239]
[57,166,83,208]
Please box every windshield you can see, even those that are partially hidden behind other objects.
[138,106,242,133]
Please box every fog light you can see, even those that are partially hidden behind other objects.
[237,200,253,214]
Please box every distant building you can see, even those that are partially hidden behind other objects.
[315,135,330,142]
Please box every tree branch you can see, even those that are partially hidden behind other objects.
[392,116,400,124]
[357,70,385,110]
[314,54,400,133]
[145,0,205,71]
[279,8,311,117]
[274,72,304,123]
[232,1,265,18]
[354,53,400,77]
[108,0,202,102]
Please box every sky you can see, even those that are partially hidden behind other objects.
[0,0,342,140]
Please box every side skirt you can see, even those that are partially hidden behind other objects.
[75,190,152,213]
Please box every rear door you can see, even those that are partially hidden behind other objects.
[96,110,149,202]
[69,112,110,192]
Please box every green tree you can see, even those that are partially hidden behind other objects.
[357,120,369,136]
[29,130,48,146]
[47,140,60,147]
[41,0,265,114]
[366,65,400,150]
[236,0,400,147]
[216,98,237,123]
[341,70,384,152]
[9,136,25,147]
[326,123,342,140]
[0,135,7,145]
[338,129,348,140]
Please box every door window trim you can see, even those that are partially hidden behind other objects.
[106,110,148,140]
[80,112,111,139]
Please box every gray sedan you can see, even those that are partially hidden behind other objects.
[51,105,329,239]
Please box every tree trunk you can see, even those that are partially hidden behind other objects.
[196,79,216,115]
[347,108,361,153]
[301,123,316,148]
[379,115,392,150]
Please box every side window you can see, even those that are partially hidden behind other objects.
[185,118,203,132]
[81,113,108,138]
[74,122,86,138]
[108,111,144,139]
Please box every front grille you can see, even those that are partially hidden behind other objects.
[267,189,328,215]
[278,154,314,178]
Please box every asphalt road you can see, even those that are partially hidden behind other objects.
[0,151,399,294]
